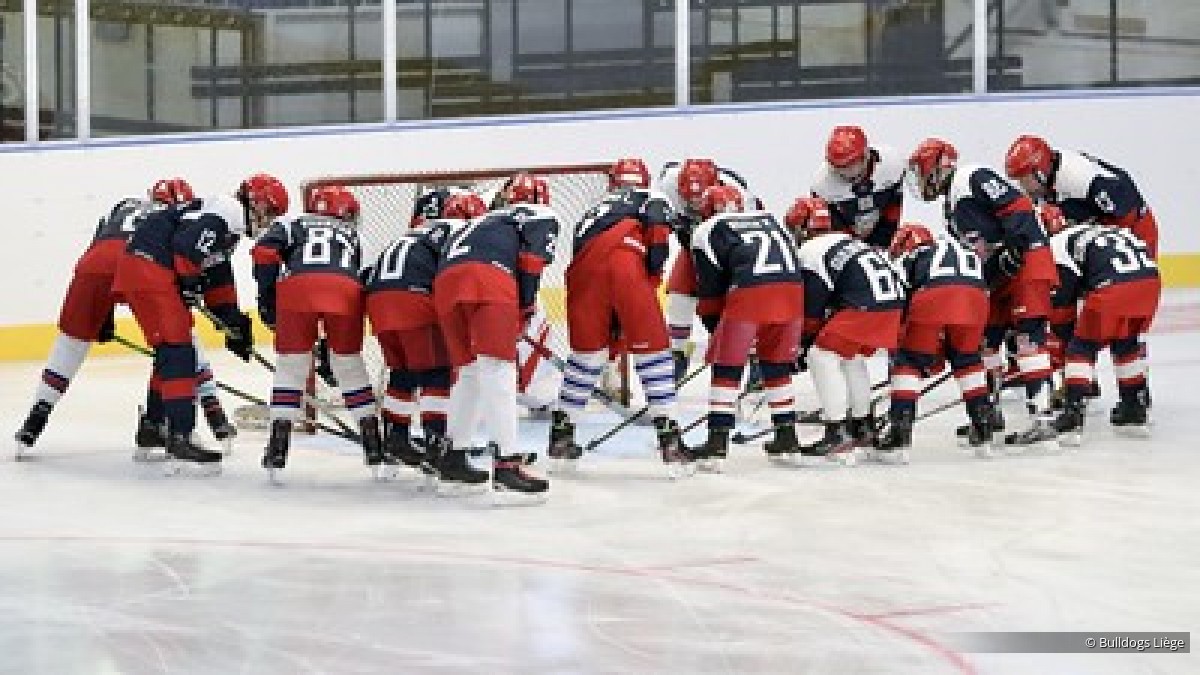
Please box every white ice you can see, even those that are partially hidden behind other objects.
[2,291,1199,674]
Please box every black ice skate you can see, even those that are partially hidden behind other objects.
[14,400,52,458]
[695,427,730,472]
[385,423,428,472]
[848,415,881,448]
[435,446,490,492]
[359,417,395,480]
[548,410,584,474]
[201,395,237,455]
[1110,390,1151,438]
[964,402,997,458]
[133,407,169,463]
[493,452,550,499]
[1054,399,1086,447]
[763,424,803,466]
[1003,414,1059,450]
[165,432,222,476]
[957,404,1004,442]
[654,417,696,478]
[262,419,291,482]
[870,409,913,465]
[671,349,690,386]
[799,421,857,466]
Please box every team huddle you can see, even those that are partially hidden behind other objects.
[13,127,1161,500]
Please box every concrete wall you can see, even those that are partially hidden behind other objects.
[1,89,1197,329]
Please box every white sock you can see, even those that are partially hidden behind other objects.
[35,334,92,406]
[845,356,874,418]
[476,356,518,456]
[271,353,311,422]
[808,346,848,423]
[666,293,698,351]
[448,360,483,449]
[330,352,377,421]
[633,350,677,419]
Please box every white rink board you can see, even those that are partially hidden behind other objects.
[1,289,1198,674]
[1,90,1199,325]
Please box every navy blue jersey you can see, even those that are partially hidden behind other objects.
[1051,150,1150,227]
[655,161,761,249]
[575,187,675,275]
[798,232,905,319]
[692,211,802,301]
[253,214,363,283]
[1051,224,1158,306]
[92,197,155,244]
[437,204,560,309]
[943,164,1045,278]
[810,145,906,248]
[364,221,451,295]
[126,196,242,279]
[896,236,987,294]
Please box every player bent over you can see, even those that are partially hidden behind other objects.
[874,224,992,461]
[691,186,804,471]
[253,184,386,481]
[433,174,559,497]
[15,180,236,458]
[113,188,257,475]
[364,191,482,475]
[787,197,905,465]
[810,125,907,249]
[655,159,760,382]
[1040,212,1160,444]
[908,138,1060,448]
[548,158,692,477]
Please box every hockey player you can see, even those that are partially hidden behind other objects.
[433,173,559,496]
[112,181,262,474]
[908,138,1060,447]
[14,179,237,459]
[810,125,907,249]
[364,191,484,473]
[547,158,692,476]
[691,186,805,471]
[253,184,386,480]
[655,159,761,381]
[875,223,993,461]
[786,196,905,464]
[1038,209,1160,444]
[1004,134,1159,258]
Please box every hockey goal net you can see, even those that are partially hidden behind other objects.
[294,161,628,417]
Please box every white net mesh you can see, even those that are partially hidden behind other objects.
[300,163,617,402]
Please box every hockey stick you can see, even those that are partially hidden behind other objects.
[584,364,710,453]
[111,335,360,442]
[519,334,639,420]
[193,307,360,440]
[731,370,951,445]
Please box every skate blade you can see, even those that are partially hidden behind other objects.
[1113,424,1151,439]
[829,449,858,467]
[435,480,490,498]
[972,442,996,459]
[867,448,910,465]
[549,457,580,476]
[164,460,222,477]
[266,467,285,486]
[666,460,699,479]
[132,448,170,463]
[219,436,235,457]
[369,464,399,482]
[14,441,35,461]
[695,458,724,474]
[490,486,550,507]
[1059,431,1083,447]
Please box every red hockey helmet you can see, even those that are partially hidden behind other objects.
[1036,202,1068,236]
[888,222,935,258]
[608,157,651,190]
[504,173,550,206]
[306,184,360,222]
[907,138,959,202]
[1005,134,1055,197]
[677,159,719,209]
[149,178,195,206]
[826,125,870,180]
[698,185,744,220]
[785,196,833,239]
[238,173,289,215]
[443,192,488,220]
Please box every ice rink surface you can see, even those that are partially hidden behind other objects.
[2,291,1198,675]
